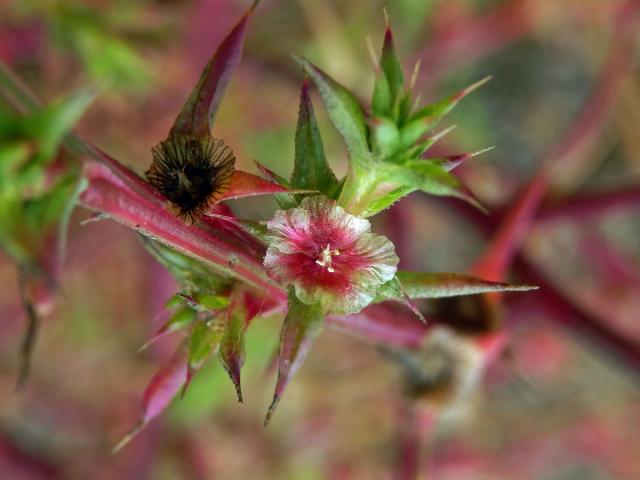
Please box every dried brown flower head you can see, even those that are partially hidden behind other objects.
[146,135,235,222]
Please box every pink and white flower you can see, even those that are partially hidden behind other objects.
[264,196,399,314]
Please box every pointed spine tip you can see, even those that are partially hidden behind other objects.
[384,26,393,45]
[235,383,244,403]
[455,75,493,100]
[263,396,280,427]
[111,420,145,455]
[430,124,457,142]
[224,362,244,403]
[301,75,311,97]
[180,368,194,399]
[472,145,495,157]
[366,35,379,71]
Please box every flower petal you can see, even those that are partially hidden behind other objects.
[264,196,398,314]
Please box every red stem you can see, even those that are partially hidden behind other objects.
[537,186,640,222]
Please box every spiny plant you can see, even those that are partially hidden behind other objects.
[0,2,536,451]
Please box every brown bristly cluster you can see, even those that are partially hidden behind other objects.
[146,134,235,223]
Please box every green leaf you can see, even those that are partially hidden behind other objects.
[291,78,339,197]
[376,271,538,302]
[197,294,231,311]
[371,116,400,160]
[23,174,78,236]
[0,142,30,176]
[264,290,324,426]
[397,116,432,153]
[74,28,149,90]
[295,56,371,167]
[179,293,230,312]
[383,160,485,212]
[372,26,404,119]
[188,319,221,369]
[29,89,94,162]
[372,71,392,119]
[168,307,198,330]
[184,317,224,396]
[360,184,413,217]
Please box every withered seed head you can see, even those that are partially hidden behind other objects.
[146,135,235,222]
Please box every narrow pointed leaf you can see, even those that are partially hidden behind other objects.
[376,271,537,302]
[139,306,196,351]
[188,318,223,372]
[190,294,230,311]
[410,76,491,127]
[372,71,392,119]
[183,317,224,397]
[216,170,310,202]
[429,147,494,172]
[372,26,404,118]
[360,185,414,217]
[170,3,256,137]
[292,78,339,196]
[254,160,289,185]
[380,27,404,102]
[372,116,401,160]
[31,90,94,160]
[217,289,270,400]
[219,305,247,402]
[178,293,230,312]
[384,160,486,212]
[383,276,427,323]
[113,342,188,453]
[405,125,457,159]
[265,292,324,426]
[295,56,371,167]
[254,160,298,209]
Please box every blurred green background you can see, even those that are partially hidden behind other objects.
[1,0,639,478]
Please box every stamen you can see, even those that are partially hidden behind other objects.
[316,244,339,273]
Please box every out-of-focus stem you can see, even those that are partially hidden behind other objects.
[472,0,640,284]
[513,257,640,374]
[537,186,640,223]
[394,405,436,480]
